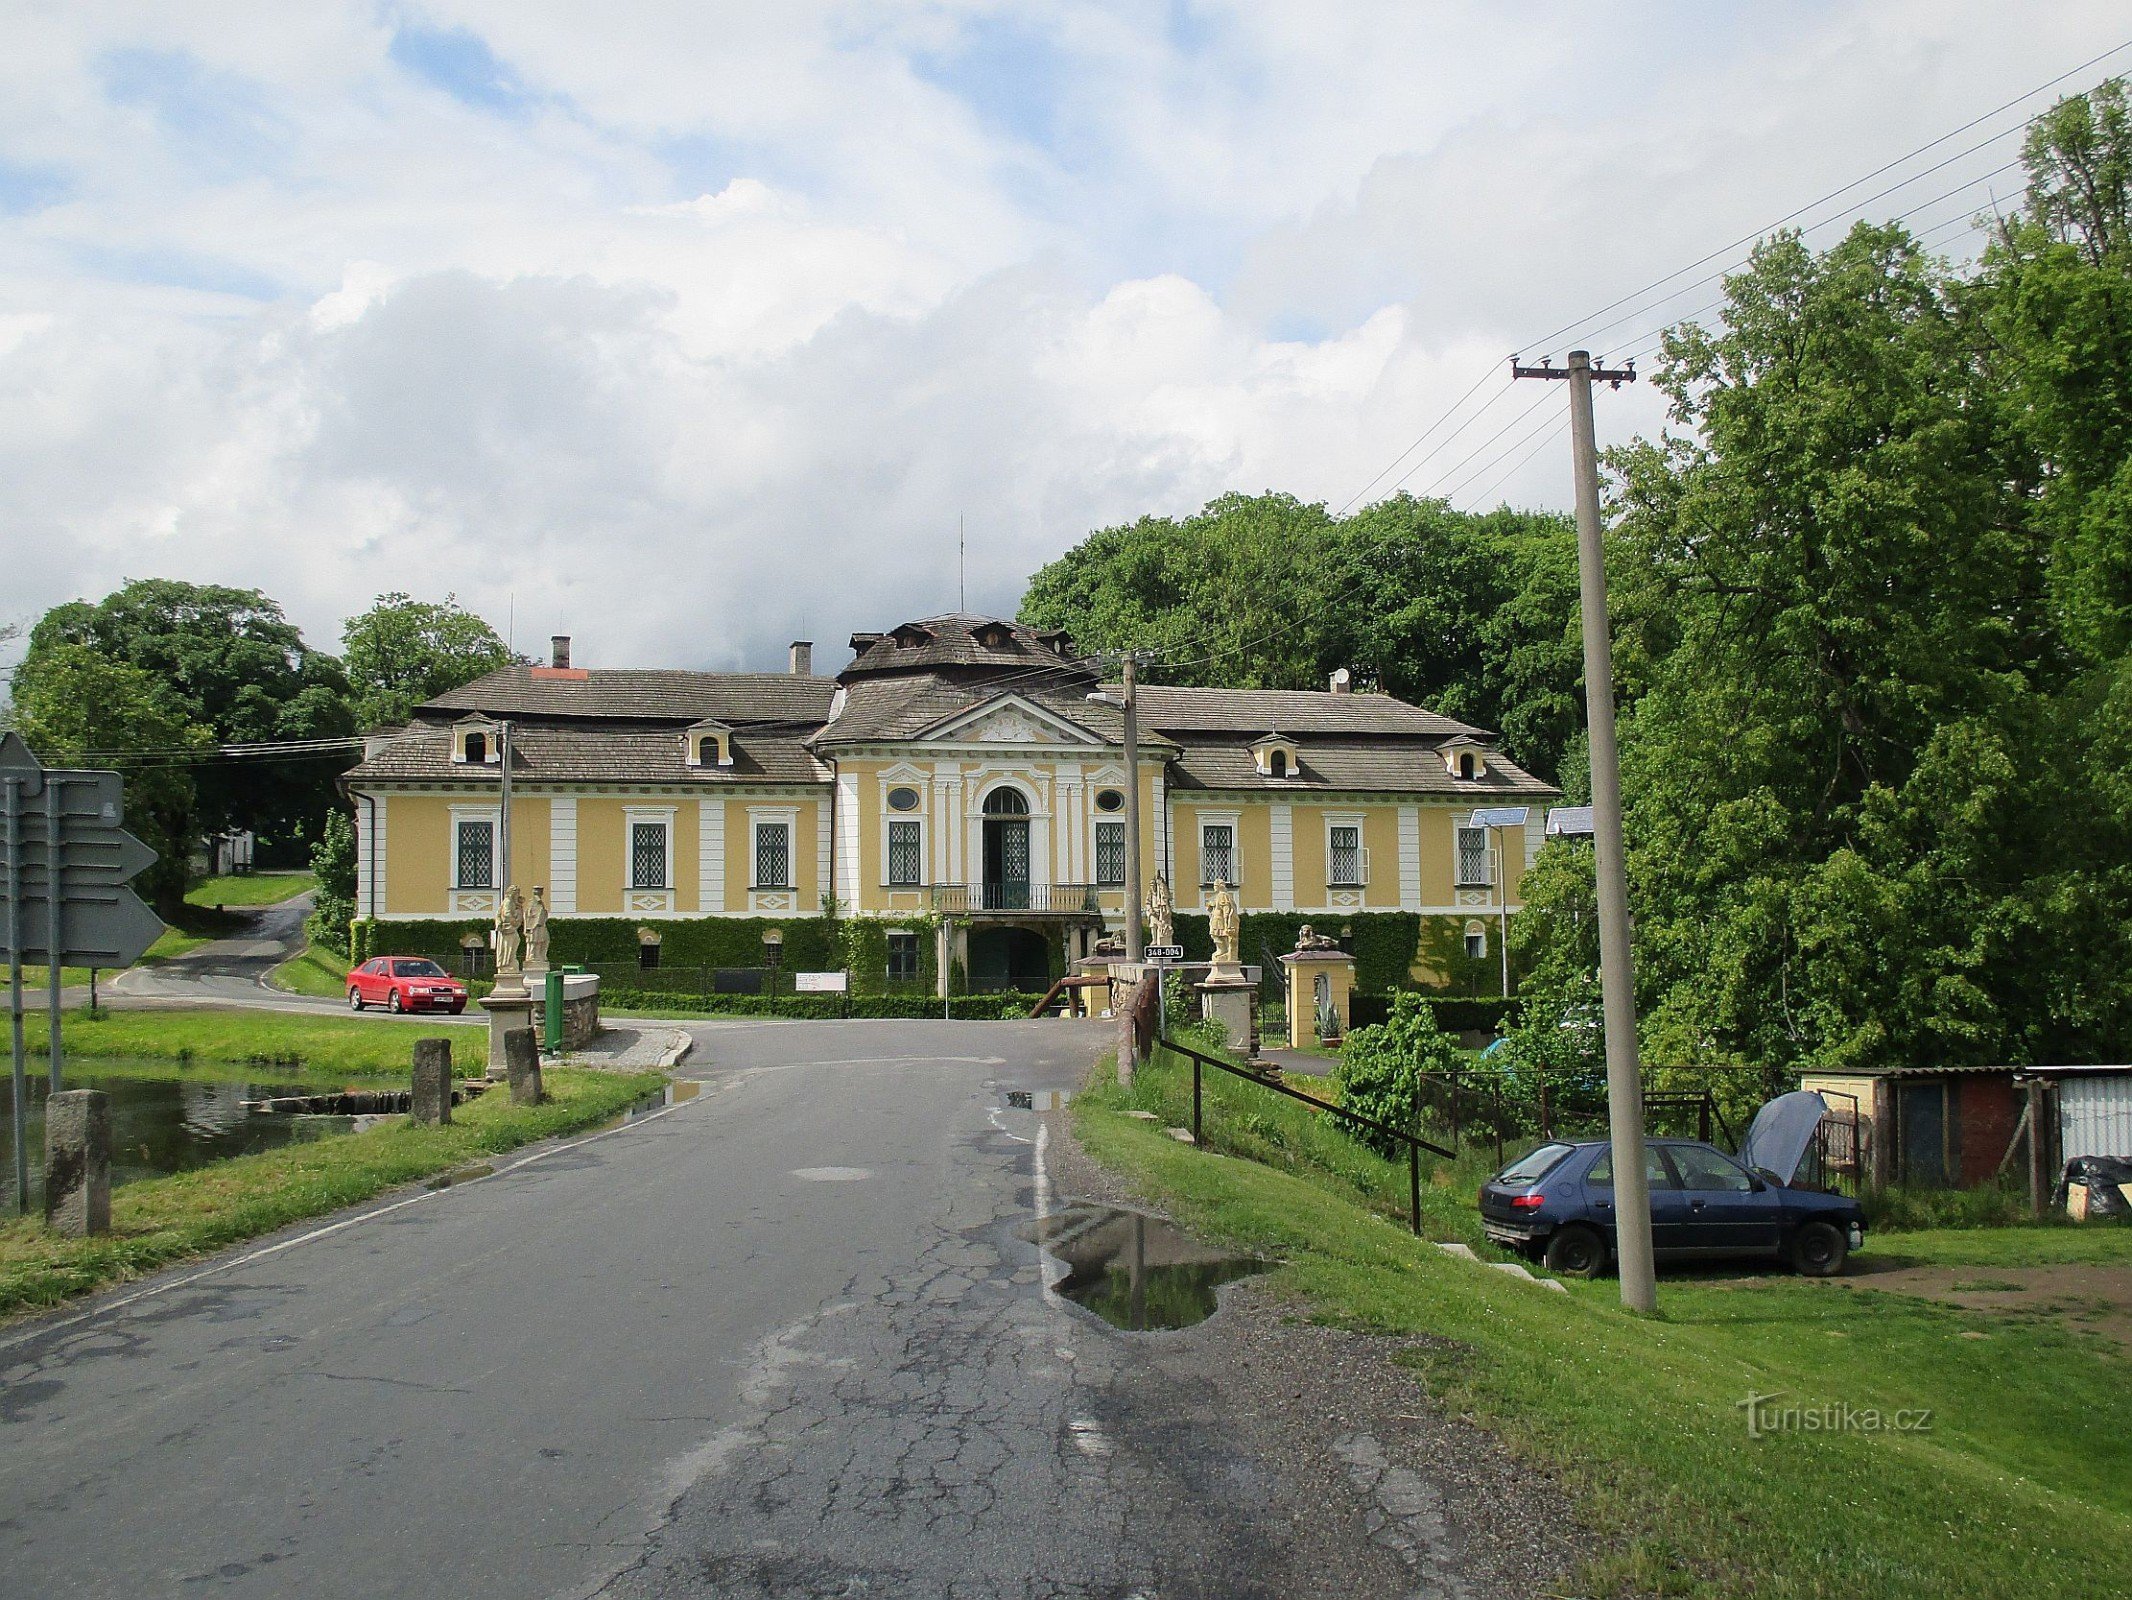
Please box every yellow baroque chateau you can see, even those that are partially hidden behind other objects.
[344,615,1557,991]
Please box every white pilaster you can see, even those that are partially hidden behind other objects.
[549,797,577,913]
[1398,805,1422,911]
[837,771,862,908]
[1270,803,1294,911]
[698,800,724,912]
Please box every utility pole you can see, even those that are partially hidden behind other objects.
[1512,348,1656,1315]
[1121,653,1145,964]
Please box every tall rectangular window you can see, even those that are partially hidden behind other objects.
[1329,825,1362,887]
[754,822,792,888]
[887,930,920,983]
[887,820,922,886]
[454,819,494,889]
[1094,820,1126,887]
[630,821,670,890]
[1456,825,1491,887]
[1201,822,1235,887]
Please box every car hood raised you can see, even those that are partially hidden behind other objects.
[1737,1091,1828,1186]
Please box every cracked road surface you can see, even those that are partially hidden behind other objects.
[0,1019,1535,1598]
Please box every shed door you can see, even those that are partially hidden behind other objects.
[1900,1082,1950,1188]
[2060,1075,2132,1162]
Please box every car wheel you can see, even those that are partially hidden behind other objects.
[450,1002,466,1015]
[1790,1220,1849,1278]
[1543,1225,1609,1279]
[347,988,364,1011]
[388,989,404,1014]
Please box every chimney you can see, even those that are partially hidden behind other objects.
[789,640,813,676]
[550,635,571,669]
[1329,667,1352,695]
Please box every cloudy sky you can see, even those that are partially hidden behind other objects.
[2,3,2125,675]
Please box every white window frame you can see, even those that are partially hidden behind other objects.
[1197,811,1240,889]
[624,805,677,892]
[1455,823,1493,888]
[1093,818,1127,887]
[879,777,927,887]
[885,818,924,887]
[886,929,922,983]
[1325,814,1369,888]
[452,723,500,765]
[1463,919,1489,960]
[750,808,798,890]
[448,805,500,890]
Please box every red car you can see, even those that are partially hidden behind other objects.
[347,957,469,1014]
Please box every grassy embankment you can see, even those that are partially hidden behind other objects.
[269,940,356,999]
[1,1064,666,1320]
[185,870,315,909]
[1077,1043,2132,1600]
[35,1005,484,1077]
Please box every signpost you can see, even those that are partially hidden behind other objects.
[1,733,164,1213]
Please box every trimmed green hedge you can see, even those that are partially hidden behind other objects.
[354,915,844,978]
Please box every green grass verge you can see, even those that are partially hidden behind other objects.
[185,871,316,908]
[1078,1046,2132,1600]
[0,1067,665,1321]
[268,942,354,999]
[33,1006,484,1077]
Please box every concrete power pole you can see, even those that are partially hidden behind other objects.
[1121,653,1145,964]
[1512,348,1657,1314]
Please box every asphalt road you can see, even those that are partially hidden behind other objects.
[0,1018,1440,1598]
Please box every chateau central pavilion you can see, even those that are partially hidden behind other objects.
[343,615,1557,992]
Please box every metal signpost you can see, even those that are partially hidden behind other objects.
[1,733,164,1212]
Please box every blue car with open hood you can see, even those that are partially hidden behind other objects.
[1477,1093,1867,1279]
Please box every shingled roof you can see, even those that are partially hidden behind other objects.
[419,667,837,725]
[841,614,1088,684]
[344,722,828,787]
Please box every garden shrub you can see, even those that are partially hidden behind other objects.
[1334,992,1464,1157]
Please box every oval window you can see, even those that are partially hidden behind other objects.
[887,786,921,812]
[1094,789,1125,813]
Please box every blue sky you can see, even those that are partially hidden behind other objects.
[0,2,2125,672]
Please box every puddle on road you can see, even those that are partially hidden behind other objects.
[589,1081,700,1133]
[1018,1204,1266,1331]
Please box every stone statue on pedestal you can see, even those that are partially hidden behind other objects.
[524,886,550,970]
[1208,881,1241,970]
[1144,870,1175,950]
[494,884,525,981]
[1294,924,1339,952]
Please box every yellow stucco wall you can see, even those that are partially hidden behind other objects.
[575,798,627,913]
[384,795,450,914]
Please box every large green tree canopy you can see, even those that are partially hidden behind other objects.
[341,592,517,729]
[23,579,354,852]
[1019,491,1588,785]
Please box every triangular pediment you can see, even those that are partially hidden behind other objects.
[917,693,1103,747]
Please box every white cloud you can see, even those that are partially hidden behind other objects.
[1,0,2128,675]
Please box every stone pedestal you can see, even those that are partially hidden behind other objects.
[412,1038,454,1125]
[1280,949,1358,1050]
[43,1089,110,1237]
[503,1027,543,1107]
[480,987,536,1077]
[1196,976,1255,1056]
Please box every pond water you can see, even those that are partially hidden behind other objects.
[3,1062,379,1212]
[1018,1203,1266,1331]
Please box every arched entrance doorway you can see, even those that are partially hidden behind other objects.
[981,787,1030,910]
[968,926,1050,992]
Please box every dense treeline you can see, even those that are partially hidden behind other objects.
[4,584,513,913]
[1025,83,2132,1073]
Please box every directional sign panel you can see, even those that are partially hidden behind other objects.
[0,732,164,968]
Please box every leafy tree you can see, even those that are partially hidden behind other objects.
[1020,492,1586,780]
[1333,992,1463,1157]
[342,593,516,729]
[25,580,354,853]
[307,807,358,958]
[10,643,207,913]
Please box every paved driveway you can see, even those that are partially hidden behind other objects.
[0,1019,1372,1596]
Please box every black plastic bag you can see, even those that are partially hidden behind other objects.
[2053,1155,2132,1218]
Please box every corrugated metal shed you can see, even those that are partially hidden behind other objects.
[2056,1070,2132,1162]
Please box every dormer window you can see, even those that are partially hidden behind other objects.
[972,621,1014,649]
[1250,732,1299,779]
[688,719,734,768]
[1442,738,1488,781]
[890,622,935,649]
[452,720,500,765]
